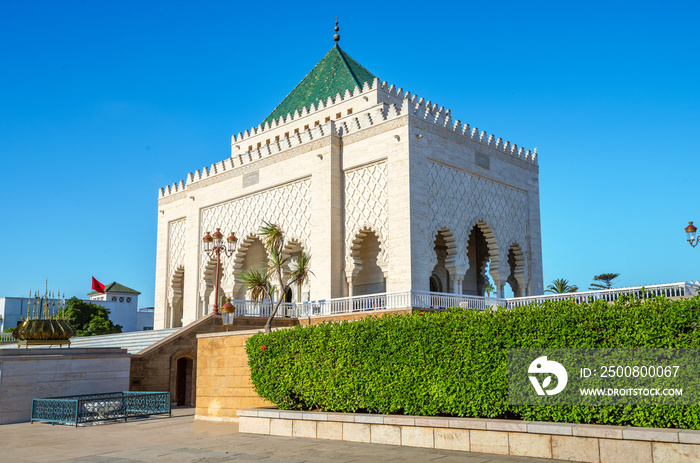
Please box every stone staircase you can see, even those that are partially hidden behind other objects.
[68,328,181,354]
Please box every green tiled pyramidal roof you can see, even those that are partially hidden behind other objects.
[262,44,376,127]
[88,282,141,296]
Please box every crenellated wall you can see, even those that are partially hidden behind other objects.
[159,78,537,201]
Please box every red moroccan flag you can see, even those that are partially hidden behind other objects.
[92,277,105,294]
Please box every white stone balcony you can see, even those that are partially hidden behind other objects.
[228,281,699,320]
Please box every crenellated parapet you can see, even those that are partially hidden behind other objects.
[231,78,380,146]
[159,79,537,199]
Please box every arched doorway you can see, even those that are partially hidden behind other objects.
[429,274,443,292]
[171,350,196,407]
[462,223,497,296]
[430,230,452,293]
[350,230,386,296]
[505,244,525,297]
[176,358,192,406]
[233,237,268,300]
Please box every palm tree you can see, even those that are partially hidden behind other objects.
[260,222,284,255]
[289,253,314,303]
[545,278,578,294]
[589,273,620,290]
[237,268,274,312]
[241,221,313,334]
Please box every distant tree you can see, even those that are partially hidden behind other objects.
[57,297,122,336]
[485,283,495,298]
[545,278,579,294]
[589,273,621,291]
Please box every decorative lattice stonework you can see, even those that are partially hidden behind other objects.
[427,161,528,281]
[344,160,389,274]
[167,218,186,302]
[199,178,312,292]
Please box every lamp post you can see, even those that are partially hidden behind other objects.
[685,222,699,248]
[202,228,238,315]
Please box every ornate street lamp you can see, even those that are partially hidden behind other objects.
[202,228,238,315]
[220,297,236,331]
[685,222,699,248]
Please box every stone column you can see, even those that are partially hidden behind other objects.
[309,121,343,300]
[498,281,506,299]
[384,117,417,292]
[450,268,466,296]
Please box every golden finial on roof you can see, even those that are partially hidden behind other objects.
[334,18,340,43]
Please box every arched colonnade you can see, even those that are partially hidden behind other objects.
[429,222,527,298]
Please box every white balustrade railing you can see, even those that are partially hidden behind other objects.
[295,291,415,317]
[225,281,699,320]
[229,300,296,318]
[504,281,698,309]
[410,290,506,311]
[0,332,14,343]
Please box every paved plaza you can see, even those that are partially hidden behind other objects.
[0,408,569,462]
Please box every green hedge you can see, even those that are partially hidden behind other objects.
[246,296,700,428]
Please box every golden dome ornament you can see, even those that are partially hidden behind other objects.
[12,285,76,347]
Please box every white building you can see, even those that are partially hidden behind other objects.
[154,33,543,329]
[88,282,153,332]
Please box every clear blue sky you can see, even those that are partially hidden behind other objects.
[1,1,699,307]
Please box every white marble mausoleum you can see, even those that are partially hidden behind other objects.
[154,31,543,329]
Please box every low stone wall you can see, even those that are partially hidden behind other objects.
[238,408,700,463]
[195,330,273,422]
[193,314,402,422]
[0,347,131,424]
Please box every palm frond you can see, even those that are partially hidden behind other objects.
[260,221,284,252]
[545,278,578,294]
[289,253,314,283]
[267,248,289,272]
[237,268,271,303]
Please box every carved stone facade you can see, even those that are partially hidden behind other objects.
[166,218,185,327]
[344,160,389,285]
[425,161,531,296]
[153,47,543,329]
[197,178,312,315]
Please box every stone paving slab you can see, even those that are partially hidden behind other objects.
[0,408,569,462]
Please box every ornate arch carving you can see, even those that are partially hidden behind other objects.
[464,219,501,289]
[167,266,185,328]
[346,226,387,280]
[427,227,460,274]
[506,242,527,297]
